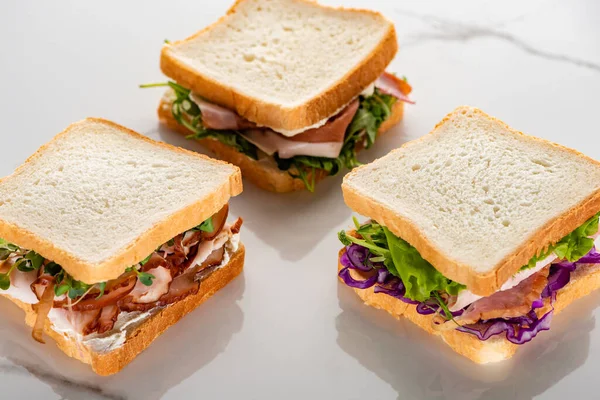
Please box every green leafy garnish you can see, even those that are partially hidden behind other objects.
[0,239,19,260]
[554,212,599,262]
[143,79,397,192]
[15,251,44,272]
[521,211,600,270]
[138,272,155,286]
[0,274,10,290]
[383,227,465,302]
[193,217,214,233]
[339,221,465,302]
[126,266,156,287]
[68,280,91,300]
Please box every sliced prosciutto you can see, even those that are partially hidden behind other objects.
[97,305,119,334]
[187,71,412,159]
[456,268,550,325]
[289,100,359,143]
[375,72,414,104]
[240,130,344,159]
[190,93,256,130]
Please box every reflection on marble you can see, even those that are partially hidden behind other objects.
[336,283,600,400]
[0,274,245,400]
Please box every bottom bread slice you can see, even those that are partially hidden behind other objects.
[338,249,600,364]
[3,245,245,376]
[158,91,405,193]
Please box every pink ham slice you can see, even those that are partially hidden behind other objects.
[240,130,344,159]
[375,72,415,104]
[456,268,549,325]
[188,72,412,158]
[190,93,256,131]
[288,100,359,143]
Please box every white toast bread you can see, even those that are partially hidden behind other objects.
[343,106,600,296]
[158,90,405,192]
[160,0,397,132]
[0,118,242,284]
[338,249,600,364]
[2,245,244,376]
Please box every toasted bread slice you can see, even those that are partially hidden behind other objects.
[1,245,244,375]
[158,90,404,192]
[343,106,600,295]
[0,119,242,283]
[160,0,397,132]
[338,249,600,364]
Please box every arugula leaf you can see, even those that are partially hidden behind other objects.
[149,80,397,191]
[193,217,214,233]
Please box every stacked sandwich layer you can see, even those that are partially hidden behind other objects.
[157,73,412,191]
[339,213,600,346]
[0,204,241,352]
[0,118,245,375]
[153,0,412,192]
[337,106,600,363]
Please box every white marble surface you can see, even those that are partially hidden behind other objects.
[1,0,599,399]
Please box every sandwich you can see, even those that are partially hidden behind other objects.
[0,119,244,375]
[144,0,413,192]
[337,106,600,363]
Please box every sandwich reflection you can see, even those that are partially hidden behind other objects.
[336,283,600,400]
[0,273,245,400]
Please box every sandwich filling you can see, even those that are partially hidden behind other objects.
[0,204,242,353]
[338,212,600,345]
[145,72,413,191]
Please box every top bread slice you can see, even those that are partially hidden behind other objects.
[0,119,242,284]
[160,0,397,132]
[342,106,600,296]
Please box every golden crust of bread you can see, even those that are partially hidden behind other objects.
[338,248,600,364]
[0,118,243,284]
[160,0,398,132]
[2,244,244,376]
[342,106,600,296]
[158,92,404,193]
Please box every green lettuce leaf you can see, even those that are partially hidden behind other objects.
[554,212,599,262]
[338,221,465,302]
[382,227,465,302]
[521,211,600,270]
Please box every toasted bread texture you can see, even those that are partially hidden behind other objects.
[2,245,244,376]
[338,249,600,364]
[0,118,242,284]
[343,106,600,296]
[160,0,397,132]
[158,90,404,192]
